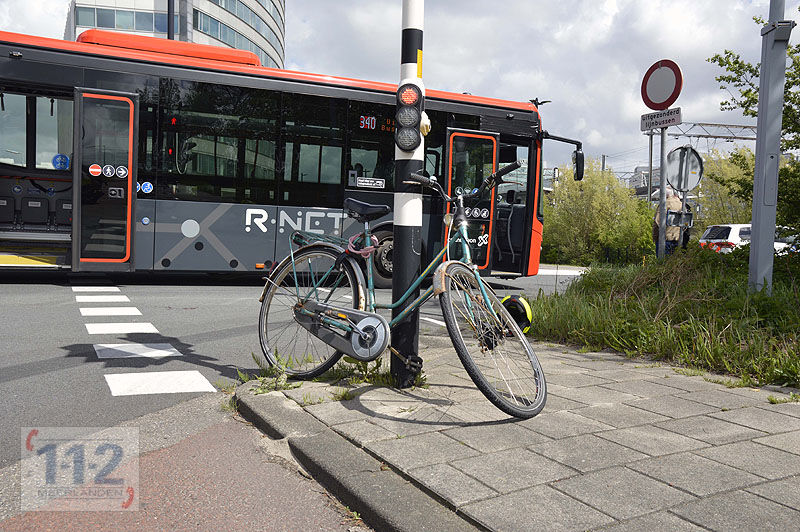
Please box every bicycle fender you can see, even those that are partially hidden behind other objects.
[432,260,466,295]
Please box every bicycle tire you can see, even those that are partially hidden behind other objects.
[439,262,546,418]
[259,245,361,379]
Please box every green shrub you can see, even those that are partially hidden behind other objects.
[528,246,800,386]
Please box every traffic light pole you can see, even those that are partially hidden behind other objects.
[391,0,424,388]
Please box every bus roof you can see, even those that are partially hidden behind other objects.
[0,29,538,114]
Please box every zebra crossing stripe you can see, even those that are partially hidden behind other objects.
[104,370,216,396]
[71,286,121,292]
[80,307,142,316]
[76,295,130,303]
[85,322,158,334]
[94,343,180,359]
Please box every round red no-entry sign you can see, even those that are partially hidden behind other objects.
[641,59,682,111]
[88,163,102,176]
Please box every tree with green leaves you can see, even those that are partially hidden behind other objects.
[707,13,800,231]
[541,158,654,266]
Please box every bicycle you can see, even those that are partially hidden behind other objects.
[257,161,546,419]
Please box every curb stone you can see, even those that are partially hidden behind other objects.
[235,381,480,532]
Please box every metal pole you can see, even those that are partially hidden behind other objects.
[657,127,667,258]
[749,0,794,293]
[391,0,424,388]
[647,131,653,204]
[168,0,175,40]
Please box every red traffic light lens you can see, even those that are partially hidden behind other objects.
[399,86,420,105]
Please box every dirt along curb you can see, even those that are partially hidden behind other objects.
[234,381,480,532]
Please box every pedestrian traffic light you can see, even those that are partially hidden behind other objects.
[395,83,424,151]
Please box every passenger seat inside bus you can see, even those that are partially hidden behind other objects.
[0,196,14,229]
[20,197,48,229]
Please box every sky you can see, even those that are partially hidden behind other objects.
[2,0,799,175]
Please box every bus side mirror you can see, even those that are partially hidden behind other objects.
[572,149,584,181]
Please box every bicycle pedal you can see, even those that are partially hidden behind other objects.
[406,355,423,372]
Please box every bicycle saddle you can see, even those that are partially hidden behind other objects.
[343,198,391,222]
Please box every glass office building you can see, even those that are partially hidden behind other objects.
[64,0,285,68]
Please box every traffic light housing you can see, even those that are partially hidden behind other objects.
[395,83,424,152]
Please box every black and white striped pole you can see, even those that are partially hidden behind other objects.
[391,0,425,388]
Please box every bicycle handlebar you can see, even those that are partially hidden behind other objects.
[406,160,523,203]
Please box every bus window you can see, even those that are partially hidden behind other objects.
[35,97,73,170]
[282,93,345,207]
[0,93,27,168]
[347,101,395,192]
[160,79,279,204]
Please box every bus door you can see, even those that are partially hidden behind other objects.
[492,140,535,276]
[71,89,138,272]
[445,129,498,270]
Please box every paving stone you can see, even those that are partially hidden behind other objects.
[555,386,638,406]
[708,407,800,434]
[365,431,480,472]
[761,401,800,418]
[407,463,498,507]
[559,358,633,371]
[520,410,614,439]
[541,394,587,412]
[545,373,613,388]
[628,452,761,496]
[655,375,721,392]
[754,430,800,455]
[530,434,647,472]
[367,409,465,437]
[304,398,373,425]
[600,511,705,531]
[696,440,800,479]
[722,386,780,402]
[331,419,399,444]
[442,422,549,453]
[574,403,669,428]
[657,415,767,445]
[552,467,694,520]
[462,484,615,532]
[540,359,585,375]
[597,425,708,456]
[672,490,800,530]
[746,476,800,508]
[602,379,681,398]
[678,389,763,409]
[591,368,648,382]
[451,448,576,493]
[622,395,717,419]
[629,364,676,378]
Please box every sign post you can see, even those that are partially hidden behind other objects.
[641,59,683,258]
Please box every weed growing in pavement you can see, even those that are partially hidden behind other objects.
[330,387,356,401]
[315,356,399,387]
[768,392,800,404]
[220,395,238,412]
[251,351,301,394]
[213,378,237,394]
[674,368,705,377]
[704,375,756,388]
[527,245,800,387]
[300,392,325,406]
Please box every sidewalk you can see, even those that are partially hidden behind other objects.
[235,333,800,532]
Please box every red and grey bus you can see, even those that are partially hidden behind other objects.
[0,29,581,285]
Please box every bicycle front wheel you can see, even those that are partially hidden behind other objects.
[259,246,361,379]
[439,262,546,418]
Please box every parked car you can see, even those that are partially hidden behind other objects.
[699,224,797,253]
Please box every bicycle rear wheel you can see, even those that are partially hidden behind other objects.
[259,245,361,379]
[439,262,546,418]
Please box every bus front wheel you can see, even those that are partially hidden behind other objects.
[372,230,393,289]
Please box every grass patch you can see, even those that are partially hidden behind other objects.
[674,368,705,377]
[330,387,356,401]
[527,246,800,387]
[315,355,428,389]
[768,392,800,404]
[251,351,302,394]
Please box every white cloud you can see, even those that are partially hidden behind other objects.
[3,0,800,173]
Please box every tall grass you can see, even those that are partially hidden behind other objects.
[528,246,800,387]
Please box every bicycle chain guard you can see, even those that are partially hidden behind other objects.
[293,300,389,362]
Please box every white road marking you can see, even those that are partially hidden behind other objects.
[85,322,159,334]
[71,286,121,292]
[536,268,584,276]
[104,370,216,396]
[94,343,180,359]
[76,295,130,303]
[80,307,142,316]
[421,316,447,327]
